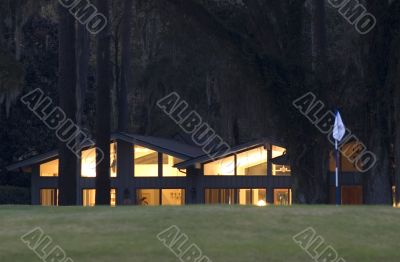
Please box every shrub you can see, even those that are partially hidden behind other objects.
[0,186,30,204]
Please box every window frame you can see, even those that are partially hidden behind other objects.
[39,188,59,206]
[80,141,118,178]
[136,188,186,206]
[82,188,96,207]
[273,188,292,206]
[39,158,59,178]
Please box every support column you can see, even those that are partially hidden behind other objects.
[116,139,133,205]
[186,166,199,204]
[267,188,274,205]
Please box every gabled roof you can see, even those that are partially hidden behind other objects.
[7,132,204,172]
[115,133,204,159]
[6,150,58,172]
[174,137,285,169]
[6,133,285,172]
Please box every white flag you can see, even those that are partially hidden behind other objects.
[333,111,346,141]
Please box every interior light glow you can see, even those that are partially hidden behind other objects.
[257,200,267,207]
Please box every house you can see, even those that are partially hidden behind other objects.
[6,132,363,206]
[328,142,365,205]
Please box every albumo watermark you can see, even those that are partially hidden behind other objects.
[59,0,108,34]
[157,92,234,172]
[21,227,73,262]
[328,0,376,35]
[292,92,377,172]
[21,88,104,166]
[157,225,212,262]
[293,227,346,262]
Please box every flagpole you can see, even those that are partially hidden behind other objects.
[335,139,340,206]
[333,110,345,206]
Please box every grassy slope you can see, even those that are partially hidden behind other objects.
[0,206,399,262]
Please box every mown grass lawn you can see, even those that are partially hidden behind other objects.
[0,205,399,262]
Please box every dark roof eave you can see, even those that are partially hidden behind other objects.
[6,150,59,172]
[115,133,202,159]
[175,137,286,169]
[7,132,203,172]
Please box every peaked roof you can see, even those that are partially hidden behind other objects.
[174,137,285,169]
[115,133,204,159]
[7,132,204,172]
[7,133,285,172]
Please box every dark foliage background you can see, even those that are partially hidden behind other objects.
[1,0,399,204]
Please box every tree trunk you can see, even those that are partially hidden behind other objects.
[311,0,326,74]
[95,0,111,205]
[58,3,78,206]
[14,0,22,61]
[395,84,400,205]
[362,1,392,204]
[76,24,89,130]
[284,0,329,204]
[118,0,133,132]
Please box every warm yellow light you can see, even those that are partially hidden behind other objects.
[220,162,235,175]
[256,200,267,207]
[40,159,59,177]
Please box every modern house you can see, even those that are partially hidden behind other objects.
[6,133,363,206]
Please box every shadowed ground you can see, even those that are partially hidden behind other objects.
[0,205,399,261]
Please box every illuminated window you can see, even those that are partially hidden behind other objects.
[161,189,185,205]
[81,148,96,177]
[81,143,117,178]
[111,189,117,206]
[253,189,267,206]
[134,146,158,177]
[204,156,235,176]
[272,146,291,176]
[238,189,267,206]
[237,147,267,176]
[238,189,251,205]
[40,189,58,206]
[136,189,160,205]
[205,189,235,204]
[274,188,292,206]
[82,189,116,206]
[110,143,117,177]
[40,159,59,177]
[162,155,186,177]
[82,189,96,207]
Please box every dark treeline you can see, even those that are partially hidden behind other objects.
[0,0,399,205]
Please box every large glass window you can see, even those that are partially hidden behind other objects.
[272,146,291,176]
[274,188,292,206]
[40,189,58,206]
[162,155,186,177]
[81,148,96,177]
[134,146,159,177]
[237,147,267,176]
[82,189,116,206]
[161,189,185,205]
[136,189,185,206]
[82,189,96,207]
[110,143,117,177]
[81,143,117,178]
[137,189,160,205]
[238,189,252,205]
[40,159,59,177]
[205,189,235,204]
[204,156,235,176]
[110,189,117,206]
[238,189,267,206]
